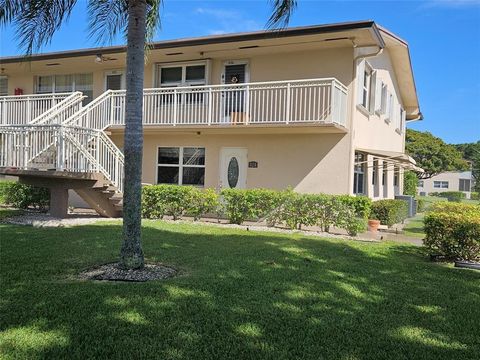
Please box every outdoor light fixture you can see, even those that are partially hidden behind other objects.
[95,54,103,63]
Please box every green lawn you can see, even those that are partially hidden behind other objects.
[1,219,479,360]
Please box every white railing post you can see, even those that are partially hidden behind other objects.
[1,98,5,125]
[96,132,100,172]
[57,126,64,170]
[330,80,336,124]
[245,84,250,125]
[286,82,291,124]
[207,88,212,125]
[173,89,177,126]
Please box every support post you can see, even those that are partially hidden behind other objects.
[49,187,69,218]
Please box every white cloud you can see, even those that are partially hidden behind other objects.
[194,7,262,35]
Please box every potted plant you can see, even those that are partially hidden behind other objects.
[367,216,381,233]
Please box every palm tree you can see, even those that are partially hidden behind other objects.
[0,0,297,269]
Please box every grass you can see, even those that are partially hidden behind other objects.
[0,208,23,221]
[403,214,425,239]
[1,217,479,359]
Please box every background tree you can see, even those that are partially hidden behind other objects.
[1,0,297,269]
[405,129,468,179]
[455,141,480,191]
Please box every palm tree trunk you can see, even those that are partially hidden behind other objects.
[120,0,147,269]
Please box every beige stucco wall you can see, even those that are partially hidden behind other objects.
[110,131,351,194]
[418,171,474,199]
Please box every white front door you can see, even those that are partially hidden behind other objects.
[219,147,248,189]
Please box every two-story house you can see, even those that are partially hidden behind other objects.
[0,20,422,217]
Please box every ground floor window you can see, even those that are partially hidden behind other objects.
[433,181,449,189]
[157,147,205,186]
[353,152,366,195]
[459,179,471,192]
[394,166,400,187]
[372,158,378,186]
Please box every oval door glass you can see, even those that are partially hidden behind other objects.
[227,157,239,188]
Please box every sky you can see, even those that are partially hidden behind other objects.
[0,0,479,144]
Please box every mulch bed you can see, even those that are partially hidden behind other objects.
[79,262,178,282]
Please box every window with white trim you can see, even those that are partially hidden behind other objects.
[362,66,372,110]
[379,83,387,115]
[418,180,424,188]
[157,147,205,186]
[394,166,400,187]
[386,92,394,123]
[459,179,471,192]
[353,152,366,195]
[398,107,406,133]
[433,181,449,189]
[372,158,378,185]
[155,61,207,103]
[0,76,8,96]
[35,73,93,103]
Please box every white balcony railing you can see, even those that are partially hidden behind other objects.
[66,78,348,130]
[0,124,124,193]
[0,93,73,125]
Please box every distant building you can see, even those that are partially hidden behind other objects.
[418,171,475,199]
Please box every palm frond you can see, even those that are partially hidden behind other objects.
[145,0,162,44]
[266,0,297,29]
[0,0,77,55]
[87,0,128,45]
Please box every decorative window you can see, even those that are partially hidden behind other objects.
[0,76,8,96]
[35,73,93,104]
[353,152,366,195]
[433,181,449,189]
[157,147,205,186]
[459,179,471,192]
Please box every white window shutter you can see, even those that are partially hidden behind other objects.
[368,70,377,112]
[374,80,382,114]
[356,60,365,106]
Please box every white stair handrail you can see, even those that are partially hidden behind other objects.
[29,92,85,125]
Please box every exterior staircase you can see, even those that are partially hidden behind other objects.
[0,92,125,217]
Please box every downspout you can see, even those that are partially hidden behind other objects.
[347,40,384,196]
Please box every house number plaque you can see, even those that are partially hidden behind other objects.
[248,161,258,168]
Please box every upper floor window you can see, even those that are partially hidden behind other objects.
[379,82,387,115]
[398,107,406,133]
[353,152,366,195]
[434,181,449,189]
[386,92,394,123]
[418,180,424,188]
[357,60,376,113]
[0,76,8,96]
[35,73,93,104]
[155,62,207,88]
[459,179,471,192]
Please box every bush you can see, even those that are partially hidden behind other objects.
[403,171,418,196]
[416,198,425,213]
[371,199,409,227]
[424,211,480,261]
[1,182,49,210]
[471,192,479,200]
[187,188,219,221]
[429,202,480,216]
[337,195,372,220]
[142,185,218,220]
[437,191,466,202]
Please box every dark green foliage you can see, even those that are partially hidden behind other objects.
[471,192,479,201]
[431,191,466,202]
[455,141,480,192]
[371,199,409,227]
[0,181,49,210]
[424,203,480,261]
[403,171,418,196]
[142,185,218,221]
[416,198,425,213]
[406,129,468,179]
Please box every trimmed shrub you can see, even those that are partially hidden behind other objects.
[403,171,418,196]
[337,195,372,220]
[1,182,49,210]
[371,199,409,227]
[187,188,219,221]
[220,188,255,225]
[424,211,480,261]
[429,202,480,216]
[416,198,425,213]
[142,185,216,220]
[437,191,466,202]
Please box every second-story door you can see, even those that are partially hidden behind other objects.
[222,61,248,124]
[105,70,125,123]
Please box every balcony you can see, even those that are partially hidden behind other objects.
[0,78,348,132]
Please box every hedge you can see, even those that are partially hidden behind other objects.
[141,185,372,236]
[371,199,409,227]
[471,192,479,201]
[429,191,466,202]
[0,181,50,210]
[424,203,480,261]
